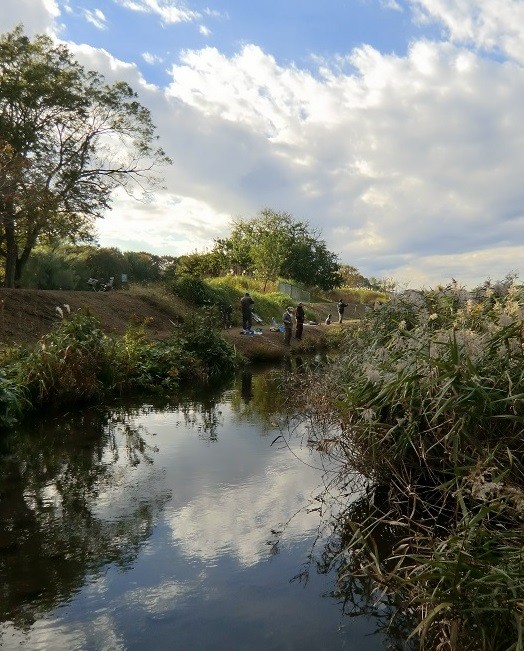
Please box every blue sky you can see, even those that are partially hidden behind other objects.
[59,1,426,85]
[2,0,524,288]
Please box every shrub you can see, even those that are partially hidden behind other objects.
[15,311,110,406]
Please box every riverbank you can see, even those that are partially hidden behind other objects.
[0,287,358,428]
[0,287,356,361]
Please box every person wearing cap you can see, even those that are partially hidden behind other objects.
[282,306,294,345]
[295,302,305,340]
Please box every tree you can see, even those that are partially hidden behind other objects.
[0,27,170,287]
[175,250,226,278]
[338,264,370,288]
[123,251,163,283]
[214,209,341,291]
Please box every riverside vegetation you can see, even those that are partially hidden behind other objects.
[0,275,383,428]
[296,276,524,651]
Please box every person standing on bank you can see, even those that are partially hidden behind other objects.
[240,292,255,329]
[283,306,294,345]
[295,302,305,340]
[337,298,349,324]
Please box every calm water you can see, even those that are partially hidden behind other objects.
[0,366,384,650]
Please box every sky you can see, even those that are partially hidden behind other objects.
[1,0,524,288]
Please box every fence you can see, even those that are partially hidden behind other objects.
[278,282,311,302]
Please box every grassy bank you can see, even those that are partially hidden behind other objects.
[0,311,238,428]
[0,275,369,428]
[301,278,524,650]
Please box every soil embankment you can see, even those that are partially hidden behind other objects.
[0,288,353,359]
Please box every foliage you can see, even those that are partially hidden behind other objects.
[2,309,238,423]
[0,26,170,287]
[171,275,227,309]
[12,311,110,405]
[20,247,82,289]
[337,264,371,288]
[321,286,388,305]
[213,209,341,291]
[123,250,175,284]
[19,244,175,289]
[176,317,237,381]
[303,276,524,650]
[0,367,27,428]
[175,250,225,278]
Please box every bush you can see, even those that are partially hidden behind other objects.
[15,311,110,406]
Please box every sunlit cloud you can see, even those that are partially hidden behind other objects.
[411,0,524,64]
[114,0,200,24]
[83,8,107,30]
[142,51,164,65]
[95,190,232,256]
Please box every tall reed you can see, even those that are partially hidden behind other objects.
[303,277,524,650]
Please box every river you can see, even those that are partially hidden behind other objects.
[0,363,385,650]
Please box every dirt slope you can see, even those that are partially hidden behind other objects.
[0,288,179,346]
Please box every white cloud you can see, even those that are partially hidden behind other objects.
[95,190,232,255]
[199,24,211,37]
[114,0,200,24]
[0,0,59,35]
[83,8,107,30]
[381,0,403,11]
[142,51,164,65]
[411,0,524,64]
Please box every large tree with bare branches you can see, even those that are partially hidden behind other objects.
[0,26,170,287]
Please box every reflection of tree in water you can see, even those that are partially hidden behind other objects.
[177,400,223,442]
[240,370,254,404]
[0,406,170,630]
[230,365,297,431]
[161,376,233,442]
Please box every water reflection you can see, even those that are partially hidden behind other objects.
[0,365,384,650]
[0,408,170,630]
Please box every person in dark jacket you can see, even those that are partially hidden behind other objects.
[240,292,254,329]
[295,302,305,340]
[337,299,349,323]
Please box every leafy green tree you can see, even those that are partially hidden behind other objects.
[123,251,162,283]
[214,209,341,291]
[338,264,370,288]
[0,26,170,287]
[246,211,289,291]
[175,250,226,278]
[213,229,253,276]
[80,246,130,287]
[20,247,81,289]
[368,276,398,293]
